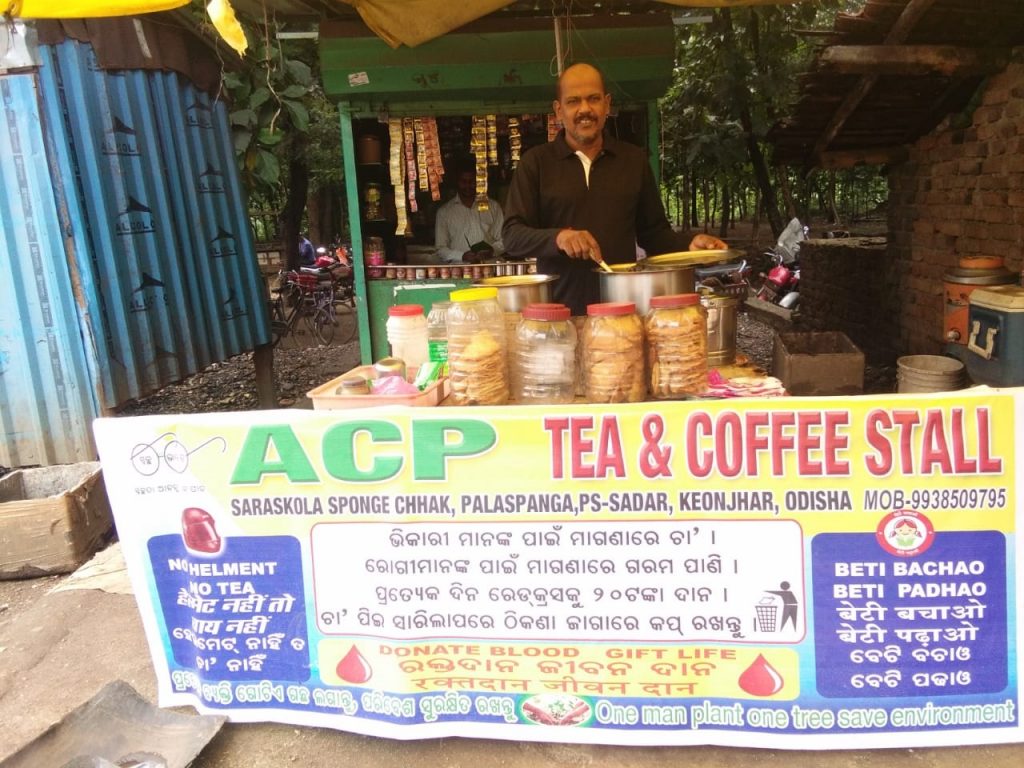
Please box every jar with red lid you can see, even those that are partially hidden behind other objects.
[644,293,707,398]
[513,303,576,404]
[386,304,429,372]
[583,302,645,403]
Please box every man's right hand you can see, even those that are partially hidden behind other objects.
[689,233,729,251]
[556,228,603,263]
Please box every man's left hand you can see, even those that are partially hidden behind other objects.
[688,234,729,251]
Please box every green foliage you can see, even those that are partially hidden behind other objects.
[218,23,327,195]
[660,2,886,230]
[304,93,343,189]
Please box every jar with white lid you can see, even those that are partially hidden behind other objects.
[644,293,707,398]
[513,303,576,404]
[386,304,429,372]
[447,287,508,405]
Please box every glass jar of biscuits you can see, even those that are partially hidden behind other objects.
[583,302,645,403]
[644,293,707,399]
[447,287,509,405]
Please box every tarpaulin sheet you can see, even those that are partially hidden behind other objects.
[344,0,803,48]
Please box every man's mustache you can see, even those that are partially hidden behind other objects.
[574,113,597,123]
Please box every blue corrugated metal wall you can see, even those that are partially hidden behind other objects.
[0,74,98,467]
[0,38,270,466]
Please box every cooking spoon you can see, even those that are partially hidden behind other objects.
[590,250,614,273]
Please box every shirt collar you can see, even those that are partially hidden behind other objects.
[554,128,618,160]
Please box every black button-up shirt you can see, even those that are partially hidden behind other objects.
[502,130,689,315]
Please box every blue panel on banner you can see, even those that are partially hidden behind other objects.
[148,534,310,683]
[812,531,1007,698]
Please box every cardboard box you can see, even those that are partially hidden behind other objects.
[773,331,865,396]
[0,462,113,579]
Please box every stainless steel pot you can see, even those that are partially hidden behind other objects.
[596,264,695,315]
[473,274,557,312]
[701,292,739,365]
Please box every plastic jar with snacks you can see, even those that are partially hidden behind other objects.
[513,303,576,405]
[427,301,450,373]
[644,293,707,399]
[386,304,429,372]
[447,287,509,405]
[583,302,645,403]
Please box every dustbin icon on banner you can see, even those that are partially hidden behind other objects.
[755,580,799,633]
[754,596,779,632]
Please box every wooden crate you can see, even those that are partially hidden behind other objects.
[0,462,113,579]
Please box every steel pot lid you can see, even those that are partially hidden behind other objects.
[474,274,556,287]
[643,249,743,268]
[595,262,695,275]
[943,265,1017,284]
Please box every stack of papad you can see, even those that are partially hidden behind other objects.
[583,314,646,403]
[449,329,509,405]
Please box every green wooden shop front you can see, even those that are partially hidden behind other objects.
[318,13,675,363]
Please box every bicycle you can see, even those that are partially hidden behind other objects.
[269,270,337,347]
[328,264,358,345]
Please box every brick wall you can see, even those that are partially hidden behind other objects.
[886,60,1024,355]
[798,237,892,361]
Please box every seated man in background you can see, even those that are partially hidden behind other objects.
[435,158,505,264]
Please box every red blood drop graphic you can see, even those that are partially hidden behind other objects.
[738,654,784,696]
[336,645,373,683]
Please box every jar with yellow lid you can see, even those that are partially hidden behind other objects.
[513,303,576,404]
[446,286,509,405]
[644,293,707,399]
[583,302,645,403]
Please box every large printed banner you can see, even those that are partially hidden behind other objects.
[93,389,1024,748]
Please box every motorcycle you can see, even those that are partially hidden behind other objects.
[695,258,751,300]
[755,217,805,310]
[303,245,355,302]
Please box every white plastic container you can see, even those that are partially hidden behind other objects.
[386,304,429,372]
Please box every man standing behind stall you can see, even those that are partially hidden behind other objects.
[502,62,726,315]
[435,158,505,264]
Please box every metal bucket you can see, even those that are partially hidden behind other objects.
[897,355,965,393]
[701,293,739,366]
[596,264,695,315]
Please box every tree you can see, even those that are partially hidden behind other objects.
[661,2,854,239]
[303,93,345,247]
[216,19,343,269]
